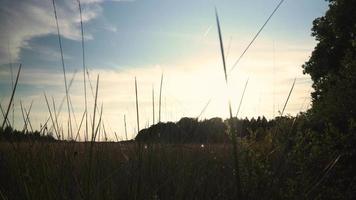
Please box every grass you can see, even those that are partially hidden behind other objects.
[77,0,89,142]
[2,114,353,199]
[159,73,164,123]
[215,7,243,198]
[236,78,249,117]
[1,64,21,128]
[135,77,140,133]
[229,0,285,73]
[152,85,155,125]
[280,77,296,116]
[52,0,73,140]
[0,142,239,199]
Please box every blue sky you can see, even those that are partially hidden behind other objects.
[0,0,329,140]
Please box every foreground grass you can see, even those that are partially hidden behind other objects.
[0,142,240,199]
[1,116,355,200]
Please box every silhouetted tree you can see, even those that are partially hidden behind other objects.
[302,0,356,131]
[0,126,55,142]
[136,116,277,143]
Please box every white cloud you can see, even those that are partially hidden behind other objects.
[0,0,107,64]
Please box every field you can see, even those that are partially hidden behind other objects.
[0,142,240,199]
[1,115,354,200]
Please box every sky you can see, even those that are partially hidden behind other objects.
[0,0,329,140]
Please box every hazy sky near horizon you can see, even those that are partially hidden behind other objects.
[0,0,328,140]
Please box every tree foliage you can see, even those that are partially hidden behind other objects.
[135,117,275,143]
[302,0,356,130]
[0,126,55,142]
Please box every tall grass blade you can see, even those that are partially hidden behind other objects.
[135,77,140,133]
[44,71,77,133]
[215,7,243,198]
[44,92,60,139]
[91,75,100,141]
[52,0,73,139]
[215,8,228,83]
[87,74,99,200]
[273,41,276,118]
[229,0,285,73]
[7,41,15,127]
[0,103,11,127]
[68,95,79,133]
[93,103,103,142]
[281,77,296,116]
[51,96,61,139]
[20,100,34,132]
[225,36,233,63]
[197,99,211,119]
[306,154,341,197]
[158,73,163,122]
[114,131,119,142]
[236,78,249,117]
[20,100,27,132]
[24,101,34,132]
[152,85,155,125]
[2,64,21,129]
[101,119,107,141]
[299,88,312,112]
[74,111,86,141]
[77,0,88,142]
[124,114,128,140]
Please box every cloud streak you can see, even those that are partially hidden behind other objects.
[0,0,108,64]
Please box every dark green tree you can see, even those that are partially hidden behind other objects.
[303,0,356,131]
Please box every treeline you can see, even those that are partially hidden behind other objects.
[0,126,56,142]
[135,116,291,143]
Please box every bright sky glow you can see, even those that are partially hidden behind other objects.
[0,0,329,140]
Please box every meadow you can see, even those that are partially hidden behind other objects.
[1,0,356,199]
[1,115,355,199]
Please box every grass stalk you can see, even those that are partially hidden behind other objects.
[20,100,33,133]
[42,71,77,133]
[8,41,15,127]
[124,114,128,140]
[24,101,34,132]
[0,103,11,127]
[51,0,73,139]
[44,92,60,139]
[215,7,242,198]
[1,64,21,129]
[114,131,119,142]
[87,74,99,200]
[51,96,62,140]
[68,95,79,134]
[229,0,285,74]
[74,111,86,141]
[152,85,155,125]
[135,77,140,133]
[197,99,211,119]
[93,104,103,142]
[134,77,143,198]
[77,0,88,142]
[102,122,108,141]
[280,77,296,116]
[236,78,249,117]
[20,101,27,132]
[91,75,100,141]
[158,73,163,122]
[273,41,276,118]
